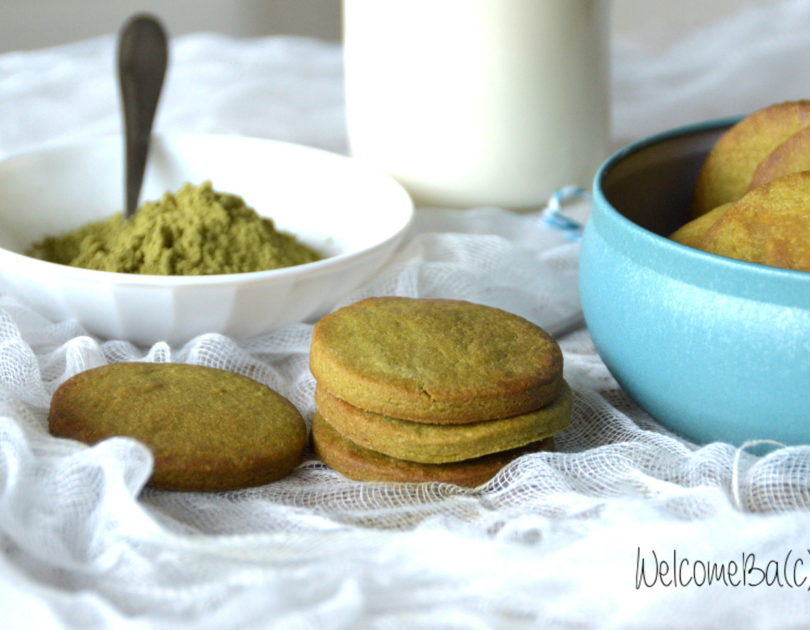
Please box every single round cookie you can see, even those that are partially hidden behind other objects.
[315,382,571,463]
[310,297,563,423]
[311,411,554,487]
[48,362,307,491]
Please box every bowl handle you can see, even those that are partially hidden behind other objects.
[540,186,590,241]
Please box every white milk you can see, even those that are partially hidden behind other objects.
[343,0,610,209]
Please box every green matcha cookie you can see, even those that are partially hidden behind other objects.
[315,382,571,464]
[311,411,554,487]
[49,362,307,491]
[310,297,563,423]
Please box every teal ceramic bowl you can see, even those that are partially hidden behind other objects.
[580,118,810,446]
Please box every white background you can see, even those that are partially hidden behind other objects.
[0,0,781,53]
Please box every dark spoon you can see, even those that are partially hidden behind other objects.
[117,14,168,219]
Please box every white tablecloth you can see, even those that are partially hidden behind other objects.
[3,3,810,628]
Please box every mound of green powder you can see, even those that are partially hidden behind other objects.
[28,181,321,275]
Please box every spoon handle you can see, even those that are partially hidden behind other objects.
[117,14,168,219]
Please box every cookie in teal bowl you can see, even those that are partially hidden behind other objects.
[580,117,810,446]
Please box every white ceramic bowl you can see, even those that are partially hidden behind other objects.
[0,134,414,346]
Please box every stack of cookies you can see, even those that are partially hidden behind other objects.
[309,297,572,487]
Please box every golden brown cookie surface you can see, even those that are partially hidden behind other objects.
[749,126,810,190]
[699,171,810,271]
[691,100,810,217]
[49,362,307,491]
[670,203,732,249]
[315,382,571,463]
[310,297,563,423]
[311,411,554,487]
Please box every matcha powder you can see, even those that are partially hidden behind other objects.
[28,182,322,275]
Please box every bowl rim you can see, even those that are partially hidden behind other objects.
[592,115,810,287]
[0,132,415,287]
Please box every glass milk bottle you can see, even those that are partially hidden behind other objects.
[343,0,610,209]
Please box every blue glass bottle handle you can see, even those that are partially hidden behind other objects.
[540,186,590,241]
